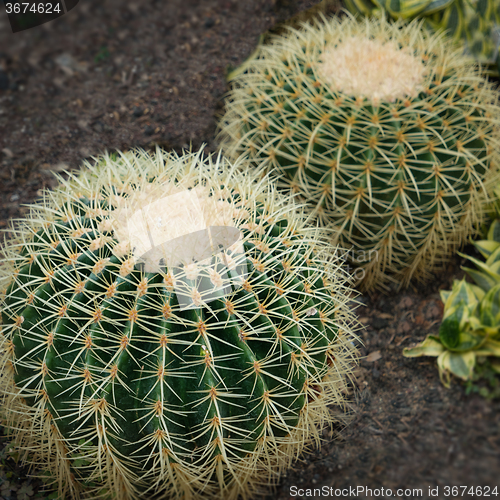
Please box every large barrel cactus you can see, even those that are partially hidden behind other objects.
[218,16,500,291]
[0,148,359,499]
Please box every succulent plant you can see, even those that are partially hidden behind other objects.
[218,15,500,291]
[0,148,359,500]
[343,0,500,76]
[404,217,500,386]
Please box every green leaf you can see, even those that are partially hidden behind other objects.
[487,219,500,243]
[439,304,464,349]
[385,0,434,18]
[454,329,486,352]
[472,239,500,259]
[403,335,444,357]
[343,0,378,15]
[461,264,499,292]
[440,288,451,304]
[442,1,465,39]
[420,0,455,14]
[475,337,500,356]
[437,350,476,382]
[479,283,500,326]
[441,278,481,310]
[486,257,500,275]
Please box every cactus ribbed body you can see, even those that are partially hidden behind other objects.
[0,149,358,499]
[218,16,500,291]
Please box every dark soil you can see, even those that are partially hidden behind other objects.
[0,1,499,499]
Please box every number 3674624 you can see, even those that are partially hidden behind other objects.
[5,3,62,14]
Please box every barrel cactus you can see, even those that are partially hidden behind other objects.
[218,15,500,291]
[0,148,359,499]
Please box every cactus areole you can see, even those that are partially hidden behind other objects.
[0,149,358,499]
[218,16,500,291]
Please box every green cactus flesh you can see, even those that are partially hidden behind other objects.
[218,16,500,291]
[0,149,358,500]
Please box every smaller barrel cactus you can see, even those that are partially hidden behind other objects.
[218,15,500,291]
[0,148,359,500]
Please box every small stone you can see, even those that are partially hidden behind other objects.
[144,125,155,136]
[425,300,443,320]
[204,17,215,28]
[133,106,143,117]
[397,321,412,334]
[398,296,414,309]
[365,350,382,362]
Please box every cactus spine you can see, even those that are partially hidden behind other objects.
[218,16,500,291]
[0,148,359,500]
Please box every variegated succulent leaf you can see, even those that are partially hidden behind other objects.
[380,0,435,18]
[471,238,500,259]
[487,219,500,242]
[460,252,500,292]
[438,301,484,351]
[403,335,444,358]
[420,0,456,14]
[475,337,500,356]
[477,283,500,333]
[440,278,484,309]
[437,350,476,386]
[404,335,479,387]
